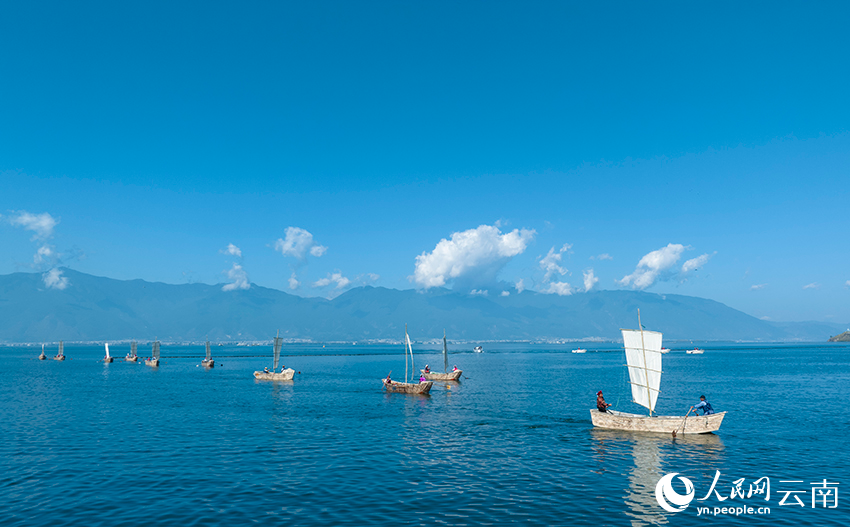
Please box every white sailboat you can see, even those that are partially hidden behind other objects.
[590,311,725,434]
[126,340,138,362]
[686,348,705,354]
[145,340,160,367]
[421,330,462,381]
[201,340,214,368]
[38,344,46,360]
[572,348,587,353]
[384,325,433,394]
[103,342,113,363]
[53,340,65,361]
[254,331,295,380]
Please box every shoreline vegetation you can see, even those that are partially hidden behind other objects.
[828,331,850,342]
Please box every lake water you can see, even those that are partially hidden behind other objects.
[1,342,847,526]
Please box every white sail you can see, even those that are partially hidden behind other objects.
[405,329,414,382]
[622,329,663,414]
[59,340,64,356]
[205,340,211,361]
[131,340,137,356]
[152,341,160,360]
[273,332,282,371]
[105,342,110,359]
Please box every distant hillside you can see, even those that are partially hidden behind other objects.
[828,331,850,342]
[0,268,844,343]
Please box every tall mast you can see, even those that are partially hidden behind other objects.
[443,329,448,373]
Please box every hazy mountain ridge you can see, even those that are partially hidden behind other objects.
[0,268,845,343]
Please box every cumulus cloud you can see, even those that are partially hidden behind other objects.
[42,268,69,290]
[412,224,535,289]
[501,291,510,296]
[288,272,300,290]
[221,243,242,258]
[33,244,59,266]
[222,263,250,291]
[802,282,819,290]
[516,279,525,293]
[682,253,713,273]
[470,289,488,296]
[274,227,327,260]
[546,281,573,296]
[590,253,613,261]
[750,284,767,291]
[539,244,572,281]
[9,211,58,240]
[583,268,599,292]
[313,272,351,289]
[618,243,686,289]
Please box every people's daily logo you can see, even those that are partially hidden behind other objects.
[655,473,695,513]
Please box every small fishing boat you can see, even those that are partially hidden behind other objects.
[38,344,46,360]
[384,325,433,394]
[661,348,670,354]
[103,342,113,363]
[254,331,295,380]
[145,340,160,367]
[201,340,214,368]
[590,311,725,435]
[686,349,704,354]
[421,330,462,381]
[53,341,66,361]
[473,345,483,353]
[572,348,587,353]
[125,341,138,362]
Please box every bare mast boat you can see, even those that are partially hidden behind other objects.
[384,325,433,394]
[254,331,294,380]
[53,340,65,361]
[421,329,462,381]
[103,343,113,363]
[145,340,160,367]
[39,344,46,360]
[201,339,214,368]
[589,310,725,435]
[126,341,138,362]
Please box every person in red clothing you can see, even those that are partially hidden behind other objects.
[597,390,612,412]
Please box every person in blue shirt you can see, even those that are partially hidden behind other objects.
[691,395,714,415]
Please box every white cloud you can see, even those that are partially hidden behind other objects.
[618,243,686,289]
[545,281,573,296]
[222,263,250,291]
[500,291,510,296]
[34,244,57,266]
[288,272,300,290]
[516,279,525,293]
[596,253,613,261]
[470,289,488,296]
[313,272,351,289]
[845,280,850,288]
[9,211,58,240]
[802,282,819,290]
[682,253,713,273]
[750,284,767,291]
[412,224,535,288]
[583,268,599,292]
[274,227,327,260]
[364,273,380,283]
[539,243,572,281]
[42,268,69,290]
[759,315,772,321]
[221,243,242,258]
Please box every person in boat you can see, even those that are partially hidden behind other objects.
[281,366,287,373]
[452,365,458,372]
[596,391,612,412]
[385,373,392,384]
[424,364,430,373]
[419,374,426,382]
[264,367,269,373]
[691,395,714,415]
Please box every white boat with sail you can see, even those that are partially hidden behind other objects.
[103,342,113,363]
[145,340,160,367]
[254,331,295,380]
[201,340,214,368]
[38,344,46,360]
[473,345,483,353]
[125,341,138,362]
[53,340,66,361]
[572,348,587,353]
[590,311,725,435]
[384,325,433,394]
[421,330,462,381]
[686,348,704,354]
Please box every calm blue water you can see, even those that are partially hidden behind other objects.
[1,342,847,526]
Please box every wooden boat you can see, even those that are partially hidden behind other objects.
[145,340,160,367]
[53,340,66,361]
[38,344,46,360]
[572,348,587,353]
[686,349,704,354]
[473,345,483,353]
[589,310,725,435]
[125,340,138,362]
[201,340,214,368]
[254,331,295,380]
[384,324,433,394]
[421,330,462,381]
[103,342,113,363]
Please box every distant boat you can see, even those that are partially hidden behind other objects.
[572,348,587,353]
[661,348,671,354]
[201,339,214,368]
[125,341,138,362]
[421,330,462,381]
[686,349,705,354]
[38,344,46,360]
[103,343,113,363]
[145,340,160,367]
[590,310,725,435]
[254,331,295,380]
[384,325,433,394]
[473,345,483,353]
[53,340,65,361]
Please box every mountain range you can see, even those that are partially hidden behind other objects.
[0,268,846,343]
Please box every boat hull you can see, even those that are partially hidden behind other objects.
[383,380,433,394]
[103,357,113,363]
[145,359,159,367]
[420,370,461,381]
[254,368,295,381]
[125,356,138,362]
[590,409,726,434]
[53,356,65,361]
[202,359,215,368]
[38,354,46,360]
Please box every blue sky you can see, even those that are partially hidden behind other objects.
[1,1,848,323]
